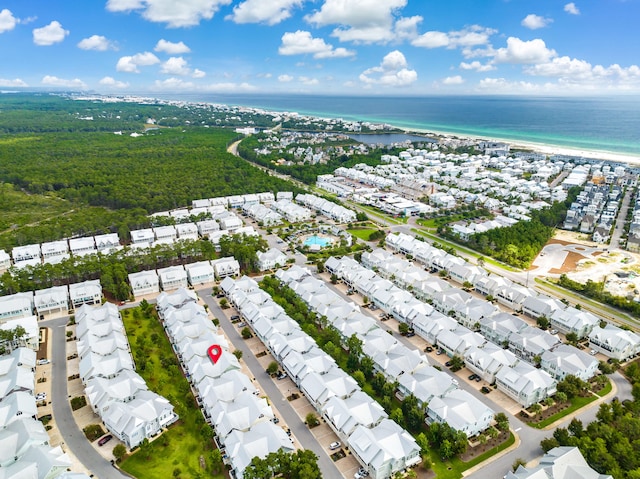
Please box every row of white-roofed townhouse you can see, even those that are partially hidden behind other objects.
[242,202,282,226]
[156,287,294,479]
[277,266,495,441]
[223,274,422,479]
[126,258,240,299]
[383,232,608,347]
[270,199,313,223]
[329,253,598,402]
[294,193,357,223]
[0,281,102,322]
[191,191,277,211]
[0,347,77,478]
[76,302,177,448]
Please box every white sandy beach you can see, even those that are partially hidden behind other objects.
[400,126,640,166]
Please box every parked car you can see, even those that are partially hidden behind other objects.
[37,358,50,365]
[35,392,47,401]
[425,346,433,352]
[277,372,288,380]
[329,441,341,450]
[230,315,240,321]
[481,386,491,394]
[468,373,478,381]
[98,434,113,446]
[355,468,369,478]
[590,349,598,356]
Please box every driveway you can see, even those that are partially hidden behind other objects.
[42,315,130,479]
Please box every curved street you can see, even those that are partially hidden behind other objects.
[43,315,130,479]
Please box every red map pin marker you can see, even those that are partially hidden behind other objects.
[207,344,223,364]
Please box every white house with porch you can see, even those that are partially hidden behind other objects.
[128,270,160,298]
[34,286,69,317]
[426,388,494,437]
[185,261,215,285]
[69,237,97,257]
[157,266,188,291]
[69,280,102,309]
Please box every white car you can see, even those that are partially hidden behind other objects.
[329,441,341,450]
[590,349,598,356]
[37,358,50,365]
[35,392,47,401]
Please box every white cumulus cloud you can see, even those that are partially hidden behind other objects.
[412,25,496,50]
[359,50,417,86]
[298,76,319,85]
[460,61,495,72]
[0,9,18,33]
[154,39,190,54]
[564,3,580,15]
[161,56,191,75]
[521,14,553,30]
[278,74,294,82]
[279,30,355,58]
[227,0,304,25]
[192,69,206,78]
[442,75,464,85]
[99,76,130,88]
[33,21,69,46]
[41,75,87,89]
[393,15,422,41]
[305,0,408,44]
[106,0,232,28]
[116,51,160,73]
[493,37,556,64]
[0,78,27,87]
[78,35,116,51]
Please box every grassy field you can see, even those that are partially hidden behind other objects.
[119,306,226,479]
[347,228,378,240]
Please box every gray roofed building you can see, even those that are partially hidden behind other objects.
[426,388,494,437]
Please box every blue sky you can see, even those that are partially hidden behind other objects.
[1,0,639,96]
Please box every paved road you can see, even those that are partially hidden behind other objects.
[610,187,634,249]
[197,286,344,479]
[43,315,130,479]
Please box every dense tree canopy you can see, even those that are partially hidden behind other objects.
[0,95,301,249]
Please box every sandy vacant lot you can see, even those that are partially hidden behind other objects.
[536,230,640,300]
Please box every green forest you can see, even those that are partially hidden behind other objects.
[0,94,299,249]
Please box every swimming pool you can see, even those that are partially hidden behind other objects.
[303,235,331,248]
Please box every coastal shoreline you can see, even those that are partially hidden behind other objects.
[394,125,640,166]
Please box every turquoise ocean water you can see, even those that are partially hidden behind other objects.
[161,94,640,157]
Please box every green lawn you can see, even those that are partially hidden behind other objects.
[347,228,377,240]
[119,307,226,479]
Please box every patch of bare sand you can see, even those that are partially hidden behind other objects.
[549,251,587,274]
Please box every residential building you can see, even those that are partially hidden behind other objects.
[495,361,557,407]
[157,266,188,291]
[128,270,160,298]
[34,286,69,317]
[68,280,102,309]
[185,261,215,286]
[69,237,97,257]
[11,244,41,268]
[426,389,494,437]
[94,233,122,254]
[256,248,288,271]
[540,344,599,381]
[212,257,240,279]
[0,292,34,323]
[589,324,640,361]
[40,240,70,264]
